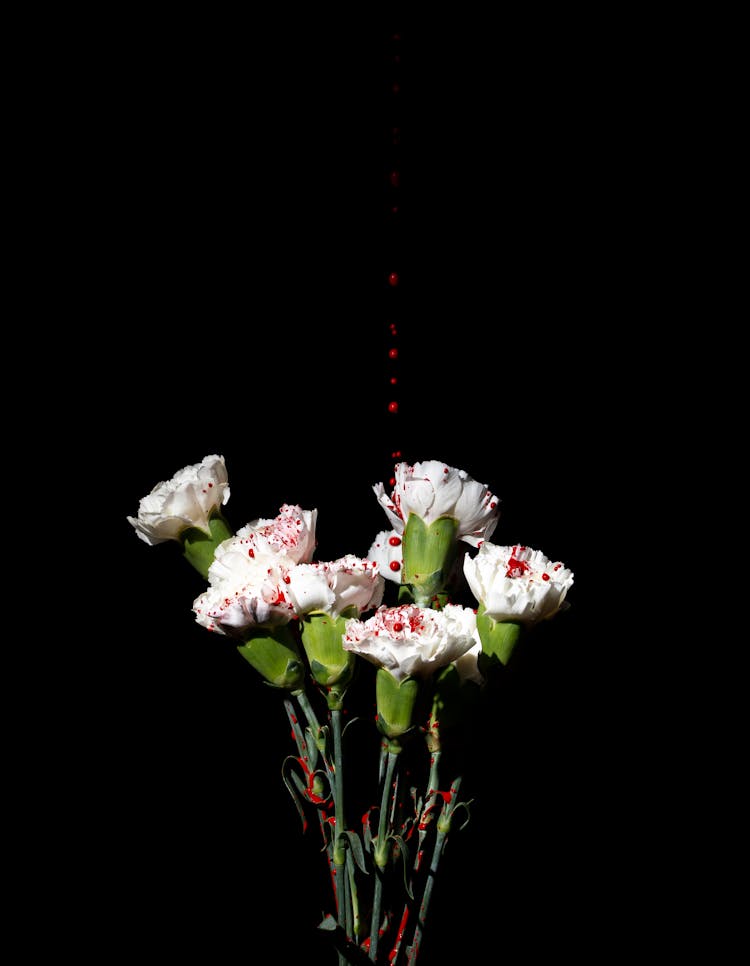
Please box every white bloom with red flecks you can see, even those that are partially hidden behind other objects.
[367,530,404,584]
[193,560,295,635]
[463,543,574,623]
[343,603,477,682]
[207,504,317,586]
[373,460,500,547]
[286,555,384,618]
[234,504,317,564]
[127,454,229,545]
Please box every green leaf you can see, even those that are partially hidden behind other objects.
[342,830,369,874]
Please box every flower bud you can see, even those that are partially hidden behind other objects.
[236,625,306,690]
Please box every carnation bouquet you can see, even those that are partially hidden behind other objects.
[128,454,574,964]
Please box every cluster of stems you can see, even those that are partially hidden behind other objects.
[281,666,472,966]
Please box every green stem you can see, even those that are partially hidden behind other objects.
[332,709,353,943]
[407,777,463,965]
[370,746,400,962]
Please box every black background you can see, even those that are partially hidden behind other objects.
[50,12,629,964]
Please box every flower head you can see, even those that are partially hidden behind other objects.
[373,459,499,548]
[127,454,229,545]
[233,504,317,565]
[193,559,295,635]
[286,555,384,619]
[343,603,477,683]
[463,543,574,624]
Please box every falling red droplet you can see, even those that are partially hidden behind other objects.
[389,561,401,572]
[388,536,402,546]
[390,171,400,187]
[392,451,401,457]
[388,401,399,413]
[388,272,399,286]
[390,377,398,385]
[388,347,398,359]
[389,477,396,486]
[391,205,399,214]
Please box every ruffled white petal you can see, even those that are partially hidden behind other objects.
[367,530,404,584]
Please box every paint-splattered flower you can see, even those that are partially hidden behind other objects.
[343,603,477,683]
[211,503,318,577]
[193,558,295,634]
[367,530,404,584]
[463,543,574,624]
[372,459,500,548]
[286,555,384,619]
[127,454,229,545]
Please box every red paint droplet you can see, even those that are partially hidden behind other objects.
[248,548,255,557]
[392,622,404,632]
[490,501,497,509]
[388,536,402,546]
[284,575,291,584]
[542,573,550,581]
[388,401,399,413]
[389,561,401,572]
[388,347,398,359]
[554,563,561,571]
[388,272,399,286]
[390,170,400,187]
[389,477,396,486]
[392,451,401,457]
[390,377,398,385]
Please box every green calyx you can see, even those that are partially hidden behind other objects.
[475,605,523,672]
[375,668,420,740]
[236,624,306,690]
[402,514,459,605]
[181,511,233,578]
[299,610,357,705]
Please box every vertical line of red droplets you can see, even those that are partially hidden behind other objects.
[385,27,402,487]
